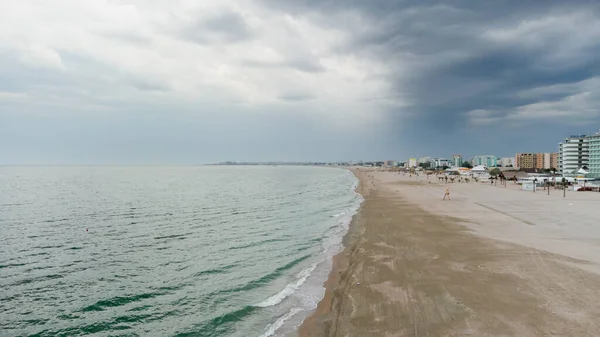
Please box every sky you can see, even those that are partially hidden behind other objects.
[1,0,600,164]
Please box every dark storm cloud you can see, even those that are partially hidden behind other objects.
[262,0,600,132]
[180,11,254,44]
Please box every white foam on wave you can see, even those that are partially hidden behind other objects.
[330,211,346,218]
[258,307,303,337]
[254,263,318,308]
[256,171,364,337]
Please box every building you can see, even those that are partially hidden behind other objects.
[452,154,463,167]
[431,158,452,168]
[499,157,515,167]
[471,155,499,167]
[515,153,557,169]
[550,153,559,170]
[408,158,417,168]
[535,153,552,169]
[558,134,590,174]
[588,131,600,178]
[515,153,536,169]
[385,160,398,167]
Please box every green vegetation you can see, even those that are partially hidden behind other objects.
[489,168,502,176]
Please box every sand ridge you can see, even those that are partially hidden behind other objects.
[298,168,600,337]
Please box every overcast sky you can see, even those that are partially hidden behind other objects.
[1,0,600,164]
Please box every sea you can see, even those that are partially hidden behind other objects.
[0,166,362,337]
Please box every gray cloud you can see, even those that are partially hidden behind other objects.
[278,93,315,102]
[3,0,600,164]
[179,10,254,44]
[241,58,325,73]
[263,1,600,134]
[128,76,170,92]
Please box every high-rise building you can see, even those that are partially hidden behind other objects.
[558,135,590,173]
[535,153,551,169]
[515,153,556,169]
[550,153,559,170]
[431,158,452,168]
[515,153,536,169]
[535,153,552,169]
[452,154,463,167]
[471,155,498,167]
[588,131,600,178]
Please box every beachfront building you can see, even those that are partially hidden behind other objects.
[515,153,557,170]
[471,155,499,167]
[430,158,452,168]
[515,153,536,169]
[408,158,417,168]
[550,153,559,170]
[536,153,551,169]
[558,134,590,174]
[499,157,515,167]
[452,154,463,167]
[589,131,600,178]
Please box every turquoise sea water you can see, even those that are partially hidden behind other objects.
[0,166,361,337]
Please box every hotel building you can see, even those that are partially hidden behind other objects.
[471,155,499,167]
[588,131,600,178]
[558,135,590,173]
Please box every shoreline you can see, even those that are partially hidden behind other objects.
[297,168,600,336]
[296,168,367,337]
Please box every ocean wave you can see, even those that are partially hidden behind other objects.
[330,211,346,218]
[258,307,303,337]
[79,291,166,312]
[175,306,258,337]
[212,255,312,297]
[254,263,318,308]
[228,238,285,250]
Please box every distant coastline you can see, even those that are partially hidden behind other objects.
[204,161,353,166]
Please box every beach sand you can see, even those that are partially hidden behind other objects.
[297,168,600,336]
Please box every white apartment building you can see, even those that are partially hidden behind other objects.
[499,157,515,167]
[558,135,590,173]
[430,158,452,168]
[589,131,600,178]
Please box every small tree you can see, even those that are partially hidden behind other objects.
[461,161,473,168]
[490,168,501,176]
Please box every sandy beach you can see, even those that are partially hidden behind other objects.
[298,168,600,336]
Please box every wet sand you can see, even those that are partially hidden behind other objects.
[298,168,600,336]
